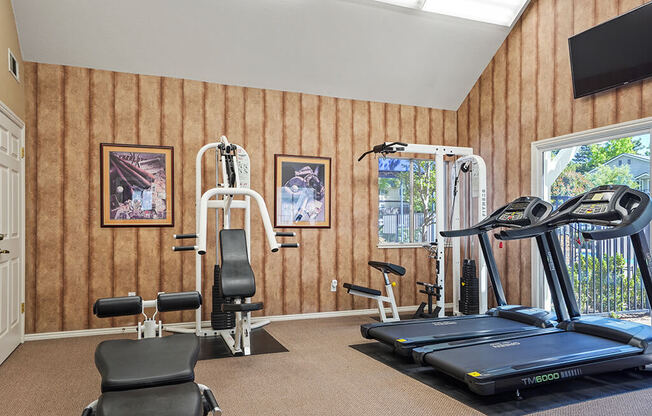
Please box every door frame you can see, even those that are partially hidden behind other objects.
[0,99,25,343]
[530,116,652,310]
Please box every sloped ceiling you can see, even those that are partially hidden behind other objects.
[12,0,516,110]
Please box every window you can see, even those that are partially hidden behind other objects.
[378,158,438,246]
[373,0,529,27]
[542,131,651,314]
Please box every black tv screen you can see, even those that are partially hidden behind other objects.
[569,2,652,99]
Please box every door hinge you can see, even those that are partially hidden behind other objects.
[20,147,24,159]
[21,302,25,314]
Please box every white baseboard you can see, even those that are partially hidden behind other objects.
[24,303,453,342]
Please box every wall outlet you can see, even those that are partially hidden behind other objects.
[128,291,136,297]
[330,279,338,292]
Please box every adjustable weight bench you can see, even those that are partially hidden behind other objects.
[82,291,221,416]
[343,261,405,322]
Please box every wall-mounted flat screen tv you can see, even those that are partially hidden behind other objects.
[569,2,652,99]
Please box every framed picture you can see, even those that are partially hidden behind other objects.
[274,154,331,228]
[100,143,174,227]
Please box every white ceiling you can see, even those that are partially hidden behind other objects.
[12,0,517,110]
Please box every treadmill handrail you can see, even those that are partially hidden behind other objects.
[496,194,584,240]
[441,197,552,237]
[440,204,510,237]
[582,191,651,240]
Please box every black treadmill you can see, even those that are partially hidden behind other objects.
[413,185,652,396]
[361,196,567,356]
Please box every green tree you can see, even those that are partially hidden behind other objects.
[550,163,592,197]
[587,164,636,188]
[411,160,436,241]
[573,137,643,173]
[390,160,437,242]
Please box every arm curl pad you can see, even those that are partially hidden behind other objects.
[93,296,143,318]
[157,291,202,312]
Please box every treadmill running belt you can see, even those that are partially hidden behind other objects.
[367,316,541,345]
[423,331,642,381]
[351,341,652,416]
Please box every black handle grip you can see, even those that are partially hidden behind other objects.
[203,389,221,414]
[174,234,197,239]
[280,243,299,248]
[358,142,408,161]
[497,223,548,240]
[172,246,196,251]
[440,228,479,238]
[275,232,296,237]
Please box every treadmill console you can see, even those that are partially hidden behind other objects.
[500,184,652,242]
[572,191,614,216]
[441,196,552,238]
[494,197,552,228]
[497,202,529,222]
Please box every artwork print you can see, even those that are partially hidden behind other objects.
[100,144,174,227]
[274,155,331,228]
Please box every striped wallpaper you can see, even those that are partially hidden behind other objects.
[457,0,652,306]
[23,63,458,332]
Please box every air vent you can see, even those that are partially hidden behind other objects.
[8,49,19,82]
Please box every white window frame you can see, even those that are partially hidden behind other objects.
[531,116,652,309]
[377,156,441,248]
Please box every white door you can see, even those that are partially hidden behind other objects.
[0,105,24,365]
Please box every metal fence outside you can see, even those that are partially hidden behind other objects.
[551,195,650,314]
[380,212,436,243]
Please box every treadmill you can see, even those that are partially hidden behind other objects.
[413,185,652,396]
[361,196,566,356]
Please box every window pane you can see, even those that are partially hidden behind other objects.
[545,133,651,315]
[378,158,411,243]
[412,160,437,243]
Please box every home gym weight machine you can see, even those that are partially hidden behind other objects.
[358,142,488,315]
[171,136,298,356]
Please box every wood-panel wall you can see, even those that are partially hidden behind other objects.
[458,0,652,306]
[23,63,458,333]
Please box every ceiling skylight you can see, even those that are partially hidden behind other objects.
[374,0,529,27]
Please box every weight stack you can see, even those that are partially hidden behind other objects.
[211,265,236,330]
[460,259,479,315]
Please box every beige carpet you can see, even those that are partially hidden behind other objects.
[0,315,650,416]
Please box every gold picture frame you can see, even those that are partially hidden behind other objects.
[274,154,331,228]
[100,143,174,227]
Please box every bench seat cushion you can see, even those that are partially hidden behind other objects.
[95,334,199,392]
[343,283,382,297]
[97,382,203,416]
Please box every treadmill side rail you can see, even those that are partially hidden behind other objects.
[466,350,651,396]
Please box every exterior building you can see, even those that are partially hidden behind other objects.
[588,153,650,193]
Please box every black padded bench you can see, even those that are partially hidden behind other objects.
[343,283,381,297]
[367,261,406,276]
[97,383,203,416]
[342,260,404,322]
[95,334,199,392]
[84,291,221,416]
